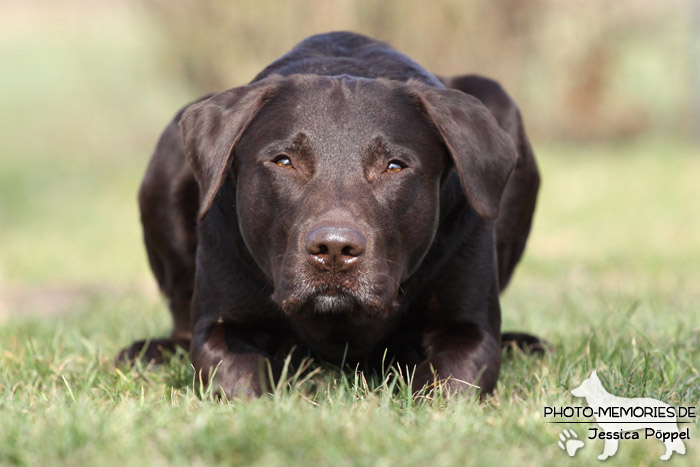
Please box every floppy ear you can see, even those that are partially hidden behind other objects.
[180,77,282,219]
[409,84,518,220]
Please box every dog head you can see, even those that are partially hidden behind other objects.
[571,370,604,398]
[180,74,516,347]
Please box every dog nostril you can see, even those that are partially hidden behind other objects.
[307,242,329,256]
[341,245,361,257]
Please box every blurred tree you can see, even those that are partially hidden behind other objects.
[691,0,700,141]
[142,0,693,143]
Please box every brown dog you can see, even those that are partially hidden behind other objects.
[118,32,541,397]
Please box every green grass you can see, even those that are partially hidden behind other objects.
[1,5,699,466]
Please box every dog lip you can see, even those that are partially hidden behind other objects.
[275,272,398,319]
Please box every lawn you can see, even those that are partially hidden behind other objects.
[1,7,699,466]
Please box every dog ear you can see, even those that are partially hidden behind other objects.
[180,77,282,219]
[409,83,517,220]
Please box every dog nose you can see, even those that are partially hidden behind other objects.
[306,226,366,271]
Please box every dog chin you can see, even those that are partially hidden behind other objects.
[277,286,393,318]
[284,292,362,317]
[310,294,356,314]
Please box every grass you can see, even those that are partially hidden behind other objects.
[2,239,699,466]
[1,4,699,466]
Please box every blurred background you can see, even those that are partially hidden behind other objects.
[1,0,698,322]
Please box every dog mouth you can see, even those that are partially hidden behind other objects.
[271,254,401,319]
[275,283,394,319]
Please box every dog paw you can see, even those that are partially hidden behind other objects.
[115,338,188,365]
[501,332,551,355]
[557,429,584,457]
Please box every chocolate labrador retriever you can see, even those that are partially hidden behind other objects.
[118,32,541,397]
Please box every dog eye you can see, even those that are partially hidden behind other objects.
[386,160,406,173]
[272,155,293,169]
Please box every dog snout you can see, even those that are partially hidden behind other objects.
[306,226,366,271]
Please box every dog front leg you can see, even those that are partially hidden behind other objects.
[412,323,501,396]
[598,437,619,460]
[190,321,279,398]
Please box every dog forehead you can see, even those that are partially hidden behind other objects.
[288,77,406,126]
[256,76,438,155]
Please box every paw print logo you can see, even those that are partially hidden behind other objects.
[558,429,585,457]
